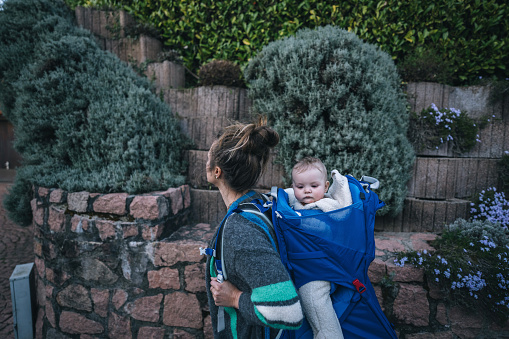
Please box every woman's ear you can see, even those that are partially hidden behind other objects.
[214,166,222,179]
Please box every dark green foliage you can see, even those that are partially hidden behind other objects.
[396,219,509,324]
[0,0,74,116]
[0,0,187,226]
[397,48,455,84]
[245,26,414,216]
[408,105,487,154]
[499,154,509,195]
[65,0,509,85]
[199,60,243,87]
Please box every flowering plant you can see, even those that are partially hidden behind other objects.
[408,104,488,154]
[395,219,509,324]
[470,187,509,229]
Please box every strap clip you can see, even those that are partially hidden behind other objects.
[199,247,215,257]
[353,279,366,294]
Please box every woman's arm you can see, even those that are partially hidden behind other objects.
[222,213,303,329]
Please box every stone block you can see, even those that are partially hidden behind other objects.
[393,284,429,326]
[153,240,207,266]
[203,315,213,339]
[68,191,90,213]
[159,185,190,215]
[386,261,424,282]
[31,199,45,225]
[108,312,131,339]
[147,267,180,290]
[185,263,206,293]
[80,257,118,285]
[125,294,163,322]
[375,238,405,252]
[71,215,90,233]
[91,288,109,318]
[122,223,138,238]
[138,327,166,339]
[373,285,384,311]
[35,256,45,279]
[173,329,195,339]
[38,187,50,198]
[59,311,104,334]
[130,195,169,220]
[48,206,65,232]
[45,299,56,328]
[96,220,117,241]
[93,193,128,215]
[436,303,448,325]
[49,189,65,203]
[56,284,92,312]
[449,306,482,339]
[141,224,164,241]
[368,258,386,284]
[113,289,128,310]
[163,292,202,328]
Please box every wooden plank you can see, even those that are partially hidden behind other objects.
[413,158,428,198]
[420,200,436,232]
[426,158,439,199]
[433,201,448,232]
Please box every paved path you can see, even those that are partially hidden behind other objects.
[0,181,34,339]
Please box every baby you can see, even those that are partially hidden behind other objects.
[284,156,352,339]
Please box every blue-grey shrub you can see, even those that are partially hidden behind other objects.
[1,0,187,225]
[245,25,414,216]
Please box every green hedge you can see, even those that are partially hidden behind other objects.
[245,26,415,216]
[1,0,187,226]
[65,0,509,85]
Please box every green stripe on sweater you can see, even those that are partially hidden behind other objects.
[251,280,298,303]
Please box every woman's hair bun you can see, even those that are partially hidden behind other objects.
[252,125,279,149]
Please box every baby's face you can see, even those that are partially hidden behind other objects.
[292,167,329,205]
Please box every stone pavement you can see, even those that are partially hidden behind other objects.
[0,175,34,339]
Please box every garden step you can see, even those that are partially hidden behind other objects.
[96,35,162,65]
[186,150,285,189]
[162,86,251,121]
[415,119,509,158]
[144,61,185,90]
[408,157,499,200]
[406,82,508,120]
[75,7,136,40]
[180,116,230,151]
[190,189,225,226]
[75,7,162,65]
[375,197,470,233]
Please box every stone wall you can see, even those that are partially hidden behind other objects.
[31,185,223,338]
[370,233,509,338]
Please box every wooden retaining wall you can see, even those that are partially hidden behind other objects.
[74,7,508,232]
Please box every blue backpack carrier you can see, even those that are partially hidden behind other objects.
[268,175,397,338]
[203,175,398,339]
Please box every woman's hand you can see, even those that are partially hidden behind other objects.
[210,277,242,309]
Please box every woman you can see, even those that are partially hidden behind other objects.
[205,119,303,338]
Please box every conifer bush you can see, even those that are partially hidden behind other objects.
[0,0,187,226]
[245,26,414,216]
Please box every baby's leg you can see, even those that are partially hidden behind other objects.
[298,280,344,339]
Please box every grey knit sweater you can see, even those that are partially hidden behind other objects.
[205,191,303,339]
